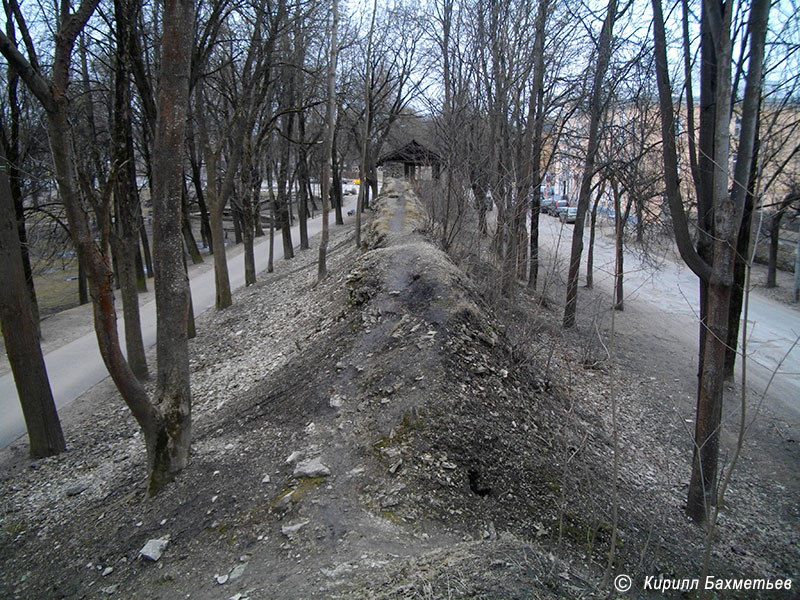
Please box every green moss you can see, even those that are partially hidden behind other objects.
[544,476,561,494]
[379,507,407,524]
[373,410,425,456]
[213,522,230,535]
[270,476,325,509]
[3,519,26,539]
[554,513,623,556]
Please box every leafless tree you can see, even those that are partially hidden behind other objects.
[652,0,770,524]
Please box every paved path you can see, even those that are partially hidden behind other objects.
[537,214,800,422]
[1,196,357,449]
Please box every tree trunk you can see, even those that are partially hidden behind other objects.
[181,181,204,264]
[277,114,295,260]
[767,213,781,288]
[78,253,89,304]
[147,0,195,495]
[318,0,338,281]
[724,128,760,379]
[2,38,40,331]
[207,151,232,309]
[332,139,344,226]
[766,192,798,288]
[585,193,601,289]
[268,175,276,274]
[563,0,617,328]
[139,213,154,277]
[241,156,257,286]
[195,83,232,309]
[135,246,147,292]
[355,0,375,249]
[297,114,310,250]
[113,0,153,390]
[0,146,66,458]
[613,184,624,311]
[232,203,243,244]
[187,112,212,250]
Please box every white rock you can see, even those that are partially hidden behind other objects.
[215,573,229,584]
[281,520,310,537]
[261,474,271,484]
[293,457,331,478]
[286,451,302,464]
[329,394,344,408]
[229,564,246,581]
[102,566,113,577]
[139,536,170,561]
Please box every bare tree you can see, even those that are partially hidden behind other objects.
[652,0,770,524]
[562,0,620,328]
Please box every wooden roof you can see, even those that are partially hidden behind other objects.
[377,140,441,166]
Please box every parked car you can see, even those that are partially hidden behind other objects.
[560,206,578,224]
[554,198,572,216]
[539,197,557,215]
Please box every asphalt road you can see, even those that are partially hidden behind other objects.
[537,214,800,423]
[0,195,358,449]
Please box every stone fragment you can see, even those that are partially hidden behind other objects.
[281,520,310,537]
[293,457,331,478]
[66,483,88,497]
[102,566,113,577]
[380,496,400,509]
[139,537,170,561]
[215,573,229,585]
[285,451,302,464]
[229,564,246,581]
[100,584,119,595]
[261,474,271,484]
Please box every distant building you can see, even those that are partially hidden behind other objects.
[377,140,441,181]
